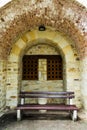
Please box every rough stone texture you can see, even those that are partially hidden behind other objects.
[22,80,64,104]
[26,44,59,55]
[81,57,87,110]
[38,59,47,81]
[0,0,87,59]
[0,60,6,112]
[6,61,20,108]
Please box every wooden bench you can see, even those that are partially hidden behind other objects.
[17,91,78,121]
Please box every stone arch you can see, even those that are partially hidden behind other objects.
[6,29,81,109]
[0,0,87,59]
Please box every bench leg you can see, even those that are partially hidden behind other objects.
[71,110,77,121]
[69,99,73,105]
[21,98,25,105]
[17,109,21,121]
[38,98,47,113]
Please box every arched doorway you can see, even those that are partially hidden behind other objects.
[6,28,81,109]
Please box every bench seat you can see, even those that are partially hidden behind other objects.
[17,104,78,111]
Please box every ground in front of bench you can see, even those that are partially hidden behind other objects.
[21,110,73,120]
[0,112,86,130]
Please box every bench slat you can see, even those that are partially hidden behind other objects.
[17,104,78,111]
[20,91,74,95]
[19,94,74,98]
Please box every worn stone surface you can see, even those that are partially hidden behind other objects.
[0,112,87,130]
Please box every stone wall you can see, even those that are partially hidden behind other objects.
[81,57,87,110]
[22,80,63,104]
[6,61,20,108]
[26,44,59,55]
[0,60,7,113]
[38,59,47,81]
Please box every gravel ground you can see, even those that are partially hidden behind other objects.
[0,111,87,130]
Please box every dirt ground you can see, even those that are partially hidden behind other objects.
[0,111,87,130]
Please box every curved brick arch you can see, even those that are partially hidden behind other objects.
[0,0,87,59]
[10,29,75,63]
